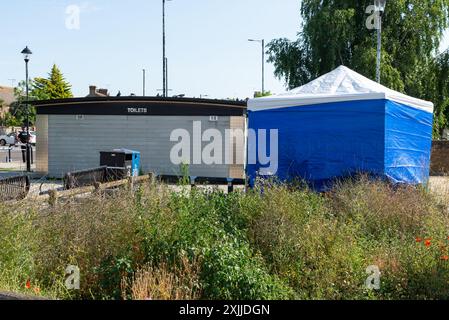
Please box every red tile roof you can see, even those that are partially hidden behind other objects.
[0,86,15,106]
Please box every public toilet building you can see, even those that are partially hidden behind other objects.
[33,97,247,179]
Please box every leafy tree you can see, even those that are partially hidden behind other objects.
[424,50,449,136]
[7,81,37,127]
[31,64,73,100]
[267,0,449,136]
[6,65,73,126]
[254,91,272,98]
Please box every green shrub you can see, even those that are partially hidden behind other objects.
[201,230,294,300]
[1,177,449,300]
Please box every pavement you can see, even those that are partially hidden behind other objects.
[0,147,62,196]
[0,291,48,300]
[0,146,37,178]
[0,145,35,162]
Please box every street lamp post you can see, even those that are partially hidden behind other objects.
[143,69,146,96]
[162,0,172,97]
[165,57,168,97]
[375,0,387,83]
[162,0,166,97]
[21,46,32,173]
[248,39,265,95]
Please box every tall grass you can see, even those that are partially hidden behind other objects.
[121,254,202,300]
[1,177,448,300]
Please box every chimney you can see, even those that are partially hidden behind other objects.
[98,88,109,96]
[89,85,97,96]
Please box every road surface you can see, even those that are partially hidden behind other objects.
[0,145,36,164]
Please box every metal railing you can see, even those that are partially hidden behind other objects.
[0,175,30,201]
[64,166,128,190]
[0,147,13,163]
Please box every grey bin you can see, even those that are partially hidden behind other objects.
[100,149,141,177]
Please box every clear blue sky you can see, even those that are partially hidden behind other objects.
[1,1,448,99]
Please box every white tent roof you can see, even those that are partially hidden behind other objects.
[248,66,434,113]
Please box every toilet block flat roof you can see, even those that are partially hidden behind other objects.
[33,96,247,117]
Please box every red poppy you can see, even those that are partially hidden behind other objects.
[416,237,423,243]
[441,255,449,261]
[425,239,432,247]
[25,279,31,289]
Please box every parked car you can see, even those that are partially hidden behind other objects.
[29,131,37,145]
[0,133,18,146]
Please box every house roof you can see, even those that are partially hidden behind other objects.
[248,66,434,113]
[0,86,15,106]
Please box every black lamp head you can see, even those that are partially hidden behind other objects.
[21,46,32,60]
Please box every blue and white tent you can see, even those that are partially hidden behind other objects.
[247,66,434,190]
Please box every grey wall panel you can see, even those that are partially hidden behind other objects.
[35,115,49,174]
[47,115,243,178]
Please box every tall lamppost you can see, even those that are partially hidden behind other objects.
[165,57,168,97]
[162,0,173,97]
[21,46,32,172]
[375,0,387,83]
[248,39,265,95]
[142,69,146,96]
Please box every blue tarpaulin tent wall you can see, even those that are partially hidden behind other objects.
[247,66,434,190]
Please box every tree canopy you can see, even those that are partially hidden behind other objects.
[32,64,73,100]
[254,91,272,98]
[267,0,449,137]
[4,65,73,127]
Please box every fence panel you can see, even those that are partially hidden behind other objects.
[64,166,128,190]
[0,175,30,201]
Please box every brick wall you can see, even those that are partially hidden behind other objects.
[431,141,449,175]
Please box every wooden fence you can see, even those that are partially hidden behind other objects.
[32,174,247,206]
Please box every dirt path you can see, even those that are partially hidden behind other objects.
[0,291,48,300]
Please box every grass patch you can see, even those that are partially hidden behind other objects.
[1,177,448,300]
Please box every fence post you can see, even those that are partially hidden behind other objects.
[64,173,74,190]
[227,179,234,194]
[93,182,101,194]
[147,172,155,188]
[128,176,134,192]
[190,176,197,191]
[48,189,58,207]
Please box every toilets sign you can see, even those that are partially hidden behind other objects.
[127,107,149,114]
